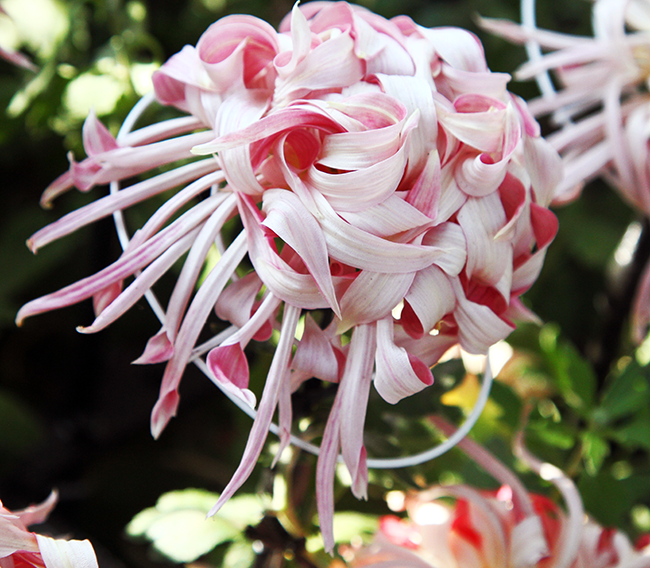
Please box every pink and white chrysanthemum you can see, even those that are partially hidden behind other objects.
[0,491,99,568]
[352,423,650,568]
[485,0,650,342]
[17,2,559,551]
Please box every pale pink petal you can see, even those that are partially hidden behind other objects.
[153,45,212,110]
[82,111,118,156]
[452,279,514,354]
[308,188,466,274]
[394,326,458,367]
[401,265,455,339]
[197,15,279,92]
[208,305,301,515]
[132,193,238,345]
[438,95,507,154]
[215,272,264,330]
[317,120,404,170]
[274,29,364,102]
[78,230,197,334]
[338,324,376,499]
[239,191,340,309]
[339,194,434,239]
[92,281,123,317]
[17,197,224,325]
[353,13,414,76]
[436,162,468,222]
[29,163,219,252]
[306,124,413,212]
[478,17,591,50]
[0,46,37,71]
[262,188,339,315]
[291,315,342,384]
[9,492,58,529]
[150,232,248,438]
[0,519,38,557]
[71,131,214,192]
[632,259,650,343]
[372,74,437,179]
[316,384,343,554]
[207,343,257,408]
[338,271,415,332]
[406,150,442,219]
[133,328,175,365]
[457,193,509,285]
[374,316,433,404]
[274,3,313,80]
[417,26,488,72]
[35,535,99,568]
[421,222,468,277]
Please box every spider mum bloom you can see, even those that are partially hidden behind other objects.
[0,491,100,568]
[352,423,650,568]
[17,2,559,551]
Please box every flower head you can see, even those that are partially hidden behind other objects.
[17,2,559,551]
[0,491,99,568]
[351,422,650,568]
[483,0,650,205]
[483,0,650,342]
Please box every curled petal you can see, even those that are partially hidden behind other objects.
[274,29,364,102]
[457,194,509,285]
[338,324,377,499]
[262,188,339,315]
[452,279,514,354]
[35,535,99,568]
[374,316,433,404]
[292,315,342,384]
[338,271,415,332]
[401,264,455,339]
[207,343,257,408]
[208,305,301,515]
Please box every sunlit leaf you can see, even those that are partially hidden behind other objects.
[126,489,264,563]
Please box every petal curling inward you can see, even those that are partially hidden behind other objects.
[374,316,433,404]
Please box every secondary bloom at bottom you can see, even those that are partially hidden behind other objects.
[0,491,99,568]
[16,2,560,551]
[351,424,650,568]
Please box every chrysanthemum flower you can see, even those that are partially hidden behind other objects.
[351,422,650,568]
[0,491,99,568]
[16,2,559,550]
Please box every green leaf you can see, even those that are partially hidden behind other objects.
[581,432,609,476]
[126,489,264,563]
[612,409,650,451]
[222,540,256,568]
[595,361,649,425]
[539,325,596,414]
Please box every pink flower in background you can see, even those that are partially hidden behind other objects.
[483,0,650,342]
[0,491,99,568]
[17,2,559,550]
[351,422,650,568]
[483,0,650,203]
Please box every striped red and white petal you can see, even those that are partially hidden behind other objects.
[291,315,342,385]
[374,316,433,404]
[208,305,300,515]
[401,264,456,339]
